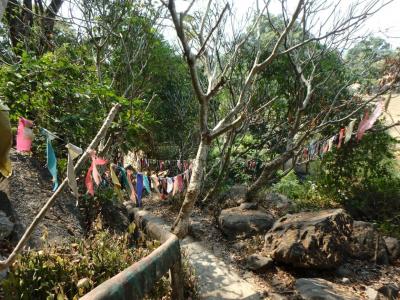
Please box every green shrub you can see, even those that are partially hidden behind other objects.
[271,170,337,210]
[3,216,199,300]
[315,129,400,220]
[271,170,305,200]
[2,228,161,299]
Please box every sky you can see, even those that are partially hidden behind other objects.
[167,0,400,49]
[59,0,400,49]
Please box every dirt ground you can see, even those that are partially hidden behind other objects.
[0,149,83,255]
[142,194,400,299]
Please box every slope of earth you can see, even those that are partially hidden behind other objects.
[0,149,83,255]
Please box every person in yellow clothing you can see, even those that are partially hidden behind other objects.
[0,100,12,178]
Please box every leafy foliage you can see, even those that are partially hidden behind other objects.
[2,228,159,299]
[2,222,198,300]
[316,128,400,220]
[0,45,154,161]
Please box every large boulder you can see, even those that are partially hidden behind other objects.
[264,209,352,269]
[348,221,390,265]
[295,278,358,300]
[219,206,274,239]
[383,236,400,262]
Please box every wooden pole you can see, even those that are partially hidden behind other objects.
[0,104,121,270]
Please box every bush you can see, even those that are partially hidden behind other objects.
[271,170,338,210]
[2,227,160,299]
[315,129,400,220]
[2,216,198,300]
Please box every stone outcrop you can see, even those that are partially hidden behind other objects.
[219,206,274,239]
[264,209,352,269]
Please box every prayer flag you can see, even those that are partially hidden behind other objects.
[136,173,143,207]
[356,110,370,141]
[167,177,173,194]
[337,128,345,149]
[110,164,123,201]
[85,150,107,196]
[172,176,179,196]
[127,170,137,202]
[16,117,34,152]
[65,143,82,200]
[344,119,356,144]
[143,175,151,194]
[177,174,184,192]
[42,128,58,191]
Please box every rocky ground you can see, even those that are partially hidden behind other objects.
[143,188,400,300]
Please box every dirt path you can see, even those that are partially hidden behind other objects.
[182,236,262,299]
[138,197,263,299]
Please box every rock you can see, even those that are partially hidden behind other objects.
[0,210,14,239]
[245,254,274,271]
[377,284,399,299]
[219,207,274,239]
[239,202,258,210]
[348,221,390,265]
[342,278,350,284]
[269,293,288,300]
[366,287,379,300]
[336,265,353,277]
[383,236,400,261]
[295,278,358,300]
[264,209,352,269]
[189,221,206,240]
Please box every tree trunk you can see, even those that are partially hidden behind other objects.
[172,139,210,238]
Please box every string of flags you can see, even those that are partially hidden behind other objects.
[13,117,192,207]
[134,157,192,173]
[297,100,385,164]
[12,99,385,204]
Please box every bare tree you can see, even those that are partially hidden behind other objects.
[161,0,392,238]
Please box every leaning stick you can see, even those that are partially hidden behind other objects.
[0,103,121,271]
